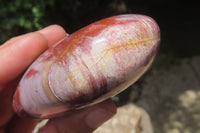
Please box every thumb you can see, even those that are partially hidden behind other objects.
[39,100,116,133]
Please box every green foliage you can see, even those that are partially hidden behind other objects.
[0,0,55,43]
[0,0,97,44]
[0,0,116,44]
[1,0,199,58]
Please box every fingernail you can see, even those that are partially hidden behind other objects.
[85,104,116,129]
[38,25,68,47]
[39,25,56,33]
[39,25,68,36]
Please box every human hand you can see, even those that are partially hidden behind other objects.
[0,25,116,133]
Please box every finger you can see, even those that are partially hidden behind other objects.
[38,25,68,47]
[0,88,14,126]
[0,32,48,86]
[0,25,67,50]
[0,79,19,126]
[39,100,116,133]
[0,33,33,49]
[0,25,67,86]
[6,116,38,133]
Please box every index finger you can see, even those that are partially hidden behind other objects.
[38,25,68,47]
[0,25,67,86]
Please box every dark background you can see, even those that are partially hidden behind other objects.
[1,0,200,132]
[0,0,199,58]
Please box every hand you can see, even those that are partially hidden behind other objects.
[0,25,116,133]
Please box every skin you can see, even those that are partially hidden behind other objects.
[0,25,116,133]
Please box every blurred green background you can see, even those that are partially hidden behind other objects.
[0,0,199,59]
[1,1,200,133]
